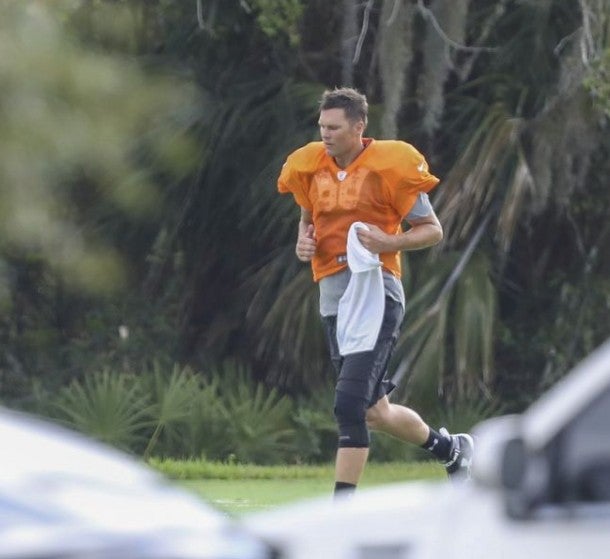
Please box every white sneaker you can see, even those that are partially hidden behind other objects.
[440,427,474,481]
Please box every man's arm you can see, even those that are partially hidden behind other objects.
[356,209,443,254]
[296,207,317,262]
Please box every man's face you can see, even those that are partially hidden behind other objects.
[318,108,364,160]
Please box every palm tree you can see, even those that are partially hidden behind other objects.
[390,0,609,409]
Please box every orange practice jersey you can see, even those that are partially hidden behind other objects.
[278,139,440,282]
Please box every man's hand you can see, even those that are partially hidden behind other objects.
[356,224,395,254]
[296,221,316,262]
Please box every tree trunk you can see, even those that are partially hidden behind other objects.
[378,0,415,139]
[418,0,470,141]
[341,0,359,86]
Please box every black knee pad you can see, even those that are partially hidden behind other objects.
[334,390,370,448]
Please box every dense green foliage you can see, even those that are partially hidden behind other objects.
[1,1,608,462]
[31,363,491,464]
[41,364,336,463]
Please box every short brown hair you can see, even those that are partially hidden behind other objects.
[319,87,368,126]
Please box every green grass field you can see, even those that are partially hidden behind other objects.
[160,461,445,515]
[182,478,333,514]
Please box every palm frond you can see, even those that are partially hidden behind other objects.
[391,249,497,408]
[240,251,328,390]
[453,252,496,399]
[140,362,201,458]
[434,103,522,248]
[54,370,152,451]
[210,362,295,464]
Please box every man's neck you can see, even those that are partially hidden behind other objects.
[335,142,365,169]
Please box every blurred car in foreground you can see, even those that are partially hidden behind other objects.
[245,338,610,558]
[0,408,274,558]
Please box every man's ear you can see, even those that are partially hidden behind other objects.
[354,119,365,135]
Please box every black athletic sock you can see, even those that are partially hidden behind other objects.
[334,481,356,498]
[421,428,452,461]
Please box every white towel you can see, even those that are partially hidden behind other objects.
[336,222,385,356]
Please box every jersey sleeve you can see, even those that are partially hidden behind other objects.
[405,193,433,220]
[393,145,440,217]
[277,151,313,212]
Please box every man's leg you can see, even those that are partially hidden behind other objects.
[335,447,369,486]
[324,298,405,496]
[366,395,451,457]
[365,395,429,444]
[366,395,474,479]
[333,389,371,496]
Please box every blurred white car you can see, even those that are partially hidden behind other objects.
[245,339,610,559]
[0,408,275,558]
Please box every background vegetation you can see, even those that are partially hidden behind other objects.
[1,0,608,463]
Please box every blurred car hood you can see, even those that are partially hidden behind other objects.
[0,408,270,558]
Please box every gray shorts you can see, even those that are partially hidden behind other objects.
[322,297,405,407]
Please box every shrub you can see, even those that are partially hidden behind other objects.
[176,375,228,460]
[39,362,502,465]
[218,364,295,464]
[290,386,337,463]
[425,397,503,435]
[139,362,202,458]
[53,369,152,451]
